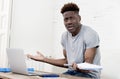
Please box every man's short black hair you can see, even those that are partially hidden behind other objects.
[61,3,79,14]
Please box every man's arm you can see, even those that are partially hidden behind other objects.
[27,49,67,68]
[72,47,97,72]
[43,49,67,67]
[84,47,97,63]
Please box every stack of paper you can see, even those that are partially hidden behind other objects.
[77,62,103,71]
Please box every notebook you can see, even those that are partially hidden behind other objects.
[6,48,59,77]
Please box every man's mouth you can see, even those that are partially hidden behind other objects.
[67,26,74,30]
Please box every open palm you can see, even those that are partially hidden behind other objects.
[27,51,45,61]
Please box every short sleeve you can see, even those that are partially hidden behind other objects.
[61,32,67,49]
[84,29,100,49]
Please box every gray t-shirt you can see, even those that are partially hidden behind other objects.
[61,25,101,79]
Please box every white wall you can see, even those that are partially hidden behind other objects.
[10,0,55,71]
[10,0,54,53]
[9,0,120,78]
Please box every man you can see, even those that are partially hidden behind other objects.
[27,3,101,79]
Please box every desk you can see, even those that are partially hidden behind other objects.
[0,72,91,79]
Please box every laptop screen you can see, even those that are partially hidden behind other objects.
[6,48,28,74]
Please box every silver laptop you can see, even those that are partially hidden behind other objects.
[6,48,48,76]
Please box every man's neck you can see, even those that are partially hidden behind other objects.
[72,24,82,36]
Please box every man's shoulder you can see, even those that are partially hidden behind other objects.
[82,25,94,31]
[61,31,69,41]
[82,25,98,35]
[62,31,68,37]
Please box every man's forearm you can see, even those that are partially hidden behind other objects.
[42,57,67,68]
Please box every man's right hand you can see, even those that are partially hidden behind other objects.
[27,51,45,61]
[72,62,91,73]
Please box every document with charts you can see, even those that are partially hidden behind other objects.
[77,62,103,72]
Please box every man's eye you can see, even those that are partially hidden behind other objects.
[64,18,68,21]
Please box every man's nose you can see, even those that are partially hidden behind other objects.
[67,19,72,25]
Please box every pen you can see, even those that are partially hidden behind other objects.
[40,74,59,77]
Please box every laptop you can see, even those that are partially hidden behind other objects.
[6,48,59,76]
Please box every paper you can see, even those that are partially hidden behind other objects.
[77,62,103,71]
